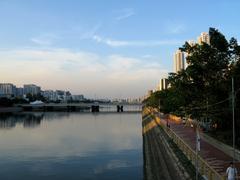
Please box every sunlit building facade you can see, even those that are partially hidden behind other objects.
[157,78,169,91]
[173,50,185,73]
[197,32,210,45]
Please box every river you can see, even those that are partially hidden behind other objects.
[0,112,143,180]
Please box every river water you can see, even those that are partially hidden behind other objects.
[0,112,143,180]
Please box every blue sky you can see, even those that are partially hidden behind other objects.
[0,0,240,98]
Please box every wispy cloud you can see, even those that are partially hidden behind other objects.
[31,34,59,46]
[31,38,52,46]
[164,21,186,34]
[92,35,182,47]
[79,23,102,39]
[115,8,135,21]
[169,24,186,34]
[142,54,155,59]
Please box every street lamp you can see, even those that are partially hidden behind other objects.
[196,122,200,180]
[231,77,235,166]
[159,98,161,119]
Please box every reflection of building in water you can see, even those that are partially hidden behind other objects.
[0,112,80,129]
[0,113,44,129]
[0,119,16,129]
[23,114,44,128]
[43,112,71,121]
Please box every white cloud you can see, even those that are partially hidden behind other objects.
[92,35,182,47]
[142,54,155,59]
[164,21,186,34]
[31,34,59,46]
[79,23,102,39]
[0,48,168,98]
[31,38,52,46]
[169,24,186,34]
[115,8,135,21]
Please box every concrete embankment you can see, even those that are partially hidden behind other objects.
[142,109,187,180]
[0,107,23,113]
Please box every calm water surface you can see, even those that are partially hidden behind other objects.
[0,112,143,180]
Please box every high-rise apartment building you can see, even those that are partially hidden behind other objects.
[173,50,185,73]
[23,84,41,95]
[187,40,196,47]
[42,90,58,101]
[158,78,169,91]
[16,87,24,97]
[185,40,196,68]
[0,83,17,98]
[197,32,210,45]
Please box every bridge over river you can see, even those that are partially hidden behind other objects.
[16,103,142,112]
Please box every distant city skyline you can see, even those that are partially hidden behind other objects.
[1,0,240,98]
[0,82,141,103]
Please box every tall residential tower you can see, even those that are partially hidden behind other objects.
[197,32,210,45]
[173,50,185,73]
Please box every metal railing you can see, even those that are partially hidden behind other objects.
[163,123,224,180]
[144,107,225,180]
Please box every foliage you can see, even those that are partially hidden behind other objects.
[0,98,13,107]
[26,93,46,102]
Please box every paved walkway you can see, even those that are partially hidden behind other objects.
[159,114,240,177]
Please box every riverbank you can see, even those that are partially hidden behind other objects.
[0,107,22,113]
[142,109,190,180]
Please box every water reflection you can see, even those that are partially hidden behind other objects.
[0,112,143,180]
[0,113,44,129]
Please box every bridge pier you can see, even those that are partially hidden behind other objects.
[117,105,123,112]
[66,106,76,111]
[91,105,99,112]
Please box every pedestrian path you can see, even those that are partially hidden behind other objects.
[160,115,240,177]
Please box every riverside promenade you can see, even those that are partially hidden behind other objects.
[153,110,240,179]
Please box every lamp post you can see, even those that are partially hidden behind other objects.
[232,77,235,166]
[159,98,161,119]
[196,122,200,180]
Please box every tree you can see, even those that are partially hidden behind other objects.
[0,98,13,107]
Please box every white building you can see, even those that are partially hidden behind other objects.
[197,32,210,45]
[16,87,24,97]
[173,50,185,73]
[42,90,58,101]
[0,83,17,98]
[187,40,196,47]
[185,40,196,68]
[71,95,84,101]
[158,78,169,91]
[23,84,41,95]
